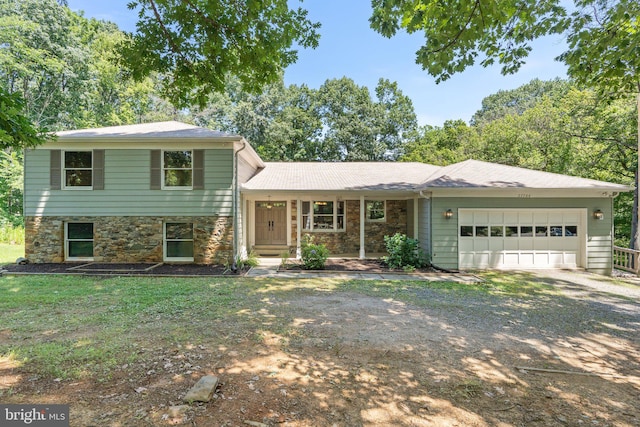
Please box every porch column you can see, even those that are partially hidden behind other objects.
[296,198,302,259]
[413,197,420,240]
[359,195,365,258]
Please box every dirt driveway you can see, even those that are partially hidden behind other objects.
[2,270,639,426]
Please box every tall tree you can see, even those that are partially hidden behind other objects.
[370,0,640,247]
[318,77,417,161]
[120,0,321,107]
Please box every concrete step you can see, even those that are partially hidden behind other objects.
[252,245,289,257]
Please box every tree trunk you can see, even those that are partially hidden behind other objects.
[633,91,640,250]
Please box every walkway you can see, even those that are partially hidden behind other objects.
[246,258,483,283]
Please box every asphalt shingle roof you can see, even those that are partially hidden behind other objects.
[56,121,239,139]
[421,159,629,190]
[243,159,631,192]
[242,162,442,191]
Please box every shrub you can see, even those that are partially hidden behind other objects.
[301,235,329,270]
[382,233,429,270]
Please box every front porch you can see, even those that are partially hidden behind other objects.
[244,196,421,259]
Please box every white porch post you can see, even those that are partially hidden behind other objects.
[413,197,420,240]
[359,195,365,259]
[296,198,302,259]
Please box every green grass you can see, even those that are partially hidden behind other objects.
[0,273,557,383]
[0,225,24,245]
[0,243,23,264]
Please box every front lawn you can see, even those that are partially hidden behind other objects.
[0,274,637,426]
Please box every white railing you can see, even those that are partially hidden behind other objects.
[613,246,640,274]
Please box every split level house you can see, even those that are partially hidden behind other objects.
[23,121,632,274]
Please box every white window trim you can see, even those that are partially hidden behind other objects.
[365,200,386,222]
[163,222,195,262]
[62,150,93,190]
[64,222,94,261]
[301,198,345,232]
[162,150,193,190]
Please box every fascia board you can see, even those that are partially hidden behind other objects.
[428,187,630,198]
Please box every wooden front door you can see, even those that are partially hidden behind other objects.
[255,201,287,245]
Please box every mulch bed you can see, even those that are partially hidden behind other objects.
[1,262,238,276]
[2,259,439,276]
[280,258,437,273]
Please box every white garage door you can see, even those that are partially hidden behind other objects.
[458,209,585,269]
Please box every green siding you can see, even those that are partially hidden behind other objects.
[25,149,234,216]
[431,197,614,274]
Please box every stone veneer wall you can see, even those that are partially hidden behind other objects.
[290,200,407,255]
[25,216,233,264]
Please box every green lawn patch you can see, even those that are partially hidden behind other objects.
[0,243,23,265]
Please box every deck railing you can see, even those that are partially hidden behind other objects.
[613,246,640,274]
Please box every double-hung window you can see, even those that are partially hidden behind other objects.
[365,200,385,222]
[164,222,194,261]
[302,200,345,231]
[163,150,193,189]
[63,151,92,189]
[65,222,94,260]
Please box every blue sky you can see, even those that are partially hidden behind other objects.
[67,0,568,126]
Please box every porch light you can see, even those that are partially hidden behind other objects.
[593,209,604,220]
[444,209,454,219]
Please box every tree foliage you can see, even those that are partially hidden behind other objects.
[120,0,321,107]
[0,86,47,149]
[194,76,418,161]
[370,0,569,82]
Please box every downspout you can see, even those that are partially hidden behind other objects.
[232,141,247,272]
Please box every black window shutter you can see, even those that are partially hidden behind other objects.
[150,150,161,190]
[50,150,61,190]
[193,149,204,190]
[93,150,104,190]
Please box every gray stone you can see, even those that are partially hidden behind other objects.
[183,375,219,403]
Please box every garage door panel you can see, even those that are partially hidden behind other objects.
[533,239,549,250]
[489,212,504,223]
[458,209,583,270]
[474,212,489,223]
[534,252,550,265]
[534,212,548,223]
[504,212,518,223]
[473,239,490,251]
[519,239,534,251]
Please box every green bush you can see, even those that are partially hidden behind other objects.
[301,236,329,270]
[382,233,429,270]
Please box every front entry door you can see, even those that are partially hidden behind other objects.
[255,201,287,245]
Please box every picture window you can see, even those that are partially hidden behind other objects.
[302,200,345,231]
